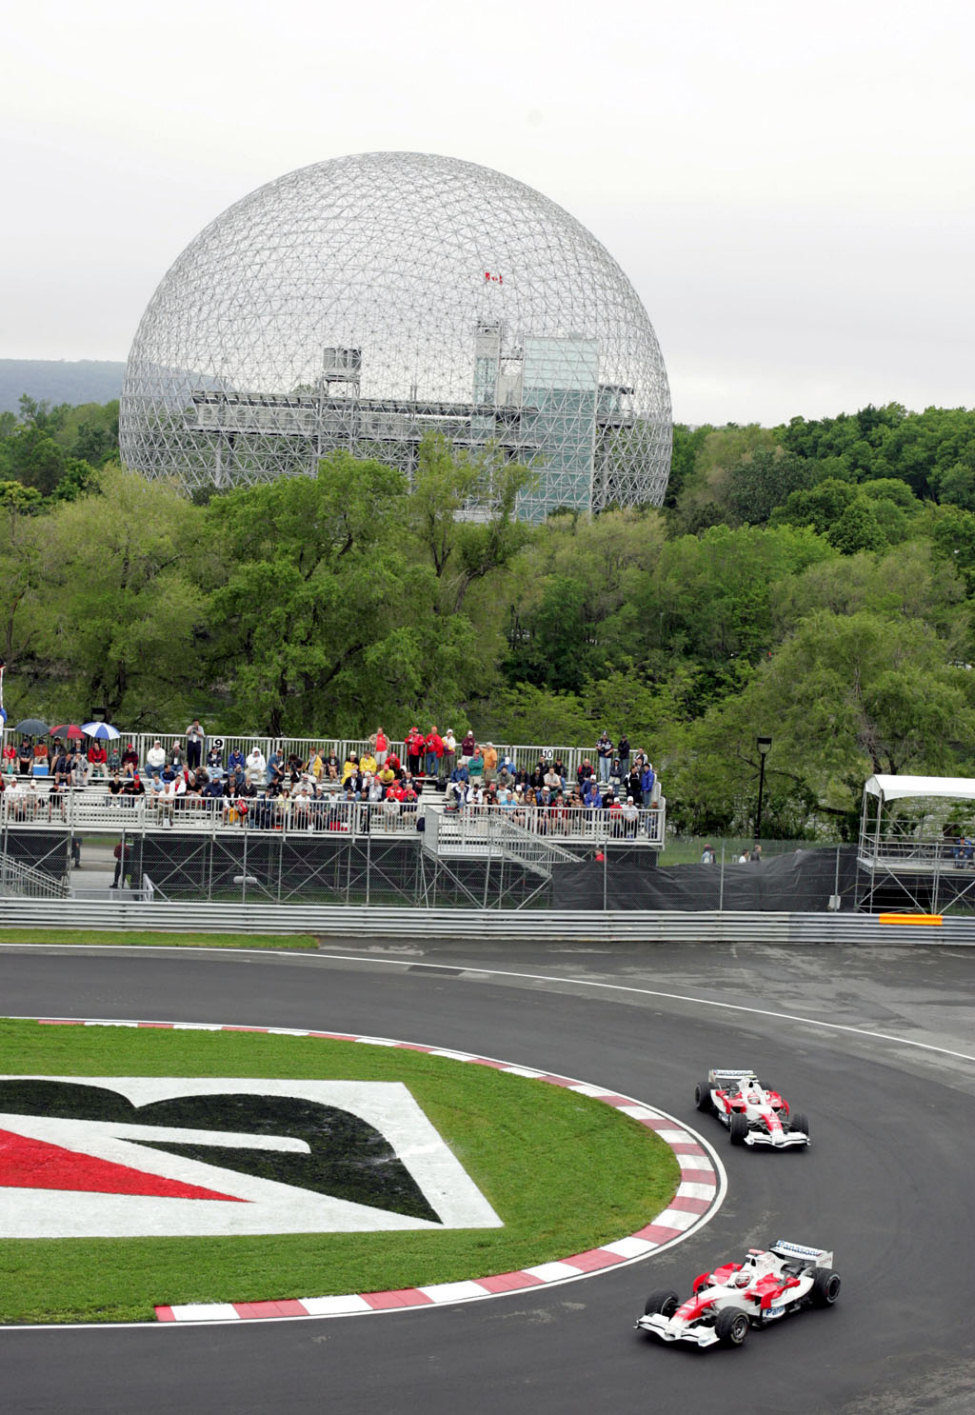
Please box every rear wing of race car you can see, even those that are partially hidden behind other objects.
[708,1068,759,1085]
[771,1240,834,1268]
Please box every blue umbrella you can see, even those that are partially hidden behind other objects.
[81,722,121,740]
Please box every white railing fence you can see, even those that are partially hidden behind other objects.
[0,788,666,846]
[3,729,654,786]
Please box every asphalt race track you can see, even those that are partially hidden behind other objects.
[2,938,975,1415]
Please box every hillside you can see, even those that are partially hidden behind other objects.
[0,360,125,415]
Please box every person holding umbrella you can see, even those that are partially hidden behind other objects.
[87,737,108,779]
[12,718,49,776]
[81,722,121,778]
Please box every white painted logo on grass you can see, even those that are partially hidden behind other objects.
[0,1077,502,1238]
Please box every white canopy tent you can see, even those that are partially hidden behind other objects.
[864,775,975,804]
[857,774,975,912]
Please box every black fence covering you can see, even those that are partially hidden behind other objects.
[551,845,859,912]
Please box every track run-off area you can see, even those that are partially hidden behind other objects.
[1,937,974,1414]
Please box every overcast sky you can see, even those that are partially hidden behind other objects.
[2,0,972,425]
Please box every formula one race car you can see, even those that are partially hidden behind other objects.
[636,1241,841,1348]
[695,1067,810,1148]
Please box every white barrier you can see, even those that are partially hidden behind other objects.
[0,900,971,946]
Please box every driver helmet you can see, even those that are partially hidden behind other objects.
[746,1086,763,1104]
[734,1268,752,1287]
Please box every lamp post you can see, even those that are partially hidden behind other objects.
[755,736,772,841]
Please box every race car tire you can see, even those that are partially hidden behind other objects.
[694,1081,715,1114]
[729,1112,749,1145]
[810,1268,841,1307]
[644,1289,679,1317]
[714,1308,750,1347]
[789,1111,810,1137]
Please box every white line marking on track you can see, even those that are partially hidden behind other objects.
[4,941,972,1062]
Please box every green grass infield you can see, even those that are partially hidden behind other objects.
[0,930,318,949]
[0,1019,680,1324]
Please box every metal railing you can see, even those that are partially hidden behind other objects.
[0,791,420,837]
[0,899,972,946]
[3,731,652,785]
[857,835,975,869]
[430,802,664,851]
[0,853,69,898]
[0,788,666,846]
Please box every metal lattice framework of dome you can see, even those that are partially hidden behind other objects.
[120,152,672,519]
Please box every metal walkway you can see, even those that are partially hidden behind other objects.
[422,806,581,880]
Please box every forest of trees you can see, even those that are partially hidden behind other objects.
[2,395,975,841]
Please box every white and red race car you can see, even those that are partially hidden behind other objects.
[695,1067,810,1148]
[636,1240,841,1348]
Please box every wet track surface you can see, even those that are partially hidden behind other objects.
[2,939,974,1414]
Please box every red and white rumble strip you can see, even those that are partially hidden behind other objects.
[33,1019,724,1323]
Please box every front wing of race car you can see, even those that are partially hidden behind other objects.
[742,1124,809,1149]
[635,1313,723,1347]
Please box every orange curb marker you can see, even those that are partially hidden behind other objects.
[877,913,943,926]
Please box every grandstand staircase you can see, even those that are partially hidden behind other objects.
[422,806,578,881]
[0,855,70,899]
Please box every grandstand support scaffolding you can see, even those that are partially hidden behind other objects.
[856,773,975,913]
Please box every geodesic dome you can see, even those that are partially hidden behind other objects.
[120,152,671,519]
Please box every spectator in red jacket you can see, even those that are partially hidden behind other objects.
[425,727,444,782]
[405,727,425,777]
[87,741,108,779]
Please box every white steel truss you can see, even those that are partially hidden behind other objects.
[120,152,671,520]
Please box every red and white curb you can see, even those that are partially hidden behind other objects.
[33,1019,725,1323]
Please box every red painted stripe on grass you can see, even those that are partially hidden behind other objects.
[155,1306,177,1322]
[137,1022,174,1029]
[0,1128,245,1202]
[361,1288,434,1310]
[38,1019,85,1026]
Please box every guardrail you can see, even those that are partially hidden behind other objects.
[0,900,972,945]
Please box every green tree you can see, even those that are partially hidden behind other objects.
[672,609,975,832]
[0,427,66,494]
[408,434,535,614]
[208,450,477,736]
[25,466,207,722]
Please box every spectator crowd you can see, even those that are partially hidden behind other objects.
[0,722,660,833]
